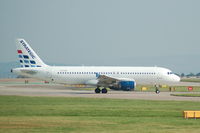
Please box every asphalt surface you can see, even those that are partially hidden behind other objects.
[0,83,200,101]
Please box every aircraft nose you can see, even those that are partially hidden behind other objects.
[174,75,181,82]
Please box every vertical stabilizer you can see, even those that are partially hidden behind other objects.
[16,39,47,68]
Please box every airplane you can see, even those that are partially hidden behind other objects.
[11,39,180,93]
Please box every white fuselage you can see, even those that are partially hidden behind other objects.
[13,66,180,86]
[12,38,181,92]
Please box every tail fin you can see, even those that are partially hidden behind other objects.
[16,39,47,68]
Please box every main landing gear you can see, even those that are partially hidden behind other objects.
[95,87,101,93]
[95,87,108,94]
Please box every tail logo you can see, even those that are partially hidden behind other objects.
[19,40,36,59]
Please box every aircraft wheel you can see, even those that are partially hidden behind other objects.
[95,88,101,93]
[155,90,160,94]
[102,88,107,93]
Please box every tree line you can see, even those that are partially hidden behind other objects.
[180,73,200,77]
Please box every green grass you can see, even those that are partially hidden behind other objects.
[171,94,200,97]
[0,96,200,133]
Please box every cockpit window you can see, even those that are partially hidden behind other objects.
[167,72,173,75]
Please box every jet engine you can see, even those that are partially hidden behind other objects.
[110,80,136,91]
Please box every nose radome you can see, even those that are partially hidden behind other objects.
[175,75,181,82]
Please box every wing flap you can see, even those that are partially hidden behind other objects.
[97,75,121,87]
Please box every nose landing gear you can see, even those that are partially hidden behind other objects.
[155,85,160,94]
[155,89,160,94]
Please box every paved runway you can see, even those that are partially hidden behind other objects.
[0,83,200,101]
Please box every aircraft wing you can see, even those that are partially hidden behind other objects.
[86,74,123,87]
[96,74,135,88]
[97,74,119,86]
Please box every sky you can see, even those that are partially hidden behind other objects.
[0,0,200,74]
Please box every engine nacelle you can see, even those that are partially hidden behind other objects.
[110,80,136,91]
[119,81,135,91]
